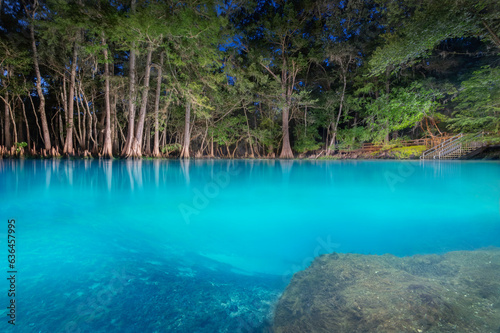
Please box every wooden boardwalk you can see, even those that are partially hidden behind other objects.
[337,133,490,160]
[345,136,454,155]
[420,133,490,159]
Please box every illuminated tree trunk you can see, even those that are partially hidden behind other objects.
[122,0,137,157]
[28,11,51,152]
[180,101,191,159]
[130,46,153,157]
[243,105,254,158]
[111,86,119,154]
[279,57,293,159]
[385,67,391,144]
[280,104,293,158]
[3,91,10,148]
[144,120,151,155]
[101,34,113,158]
[63,41,77,155]
[327,55,352,155]
[152,52,163,157]
[327,72,347,154]
[20,96,30,150]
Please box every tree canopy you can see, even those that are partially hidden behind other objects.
[0,0,498,158]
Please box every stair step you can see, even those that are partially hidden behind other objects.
[421,137,487,160]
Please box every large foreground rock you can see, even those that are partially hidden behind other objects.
[273,248,500,333]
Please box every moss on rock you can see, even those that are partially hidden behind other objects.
[273,249,500,333]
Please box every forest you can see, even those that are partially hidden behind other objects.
[0,0,499,159]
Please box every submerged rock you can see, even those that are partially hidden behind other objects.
[273,248,500,333]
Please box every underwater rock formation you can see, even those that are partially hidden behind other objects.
[273,248,500,333]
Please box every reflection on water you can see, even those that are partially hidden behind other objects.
[2,159,499,262]
[2,158,485,192]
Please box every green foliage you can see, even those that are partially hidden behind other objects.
[0,40,31,73]
[1,0,498,158]
[482,134,500,145]
[448,66,500,132]
[337,127,371,151]
[0,40,32,96]
[369,0,493,75]
[210,116,246,148]
[388,136,412,146]
[363,80,445,141]
[460,133,500,145]
[15,142,28,153]
[370,12,473,74]
[293,125,322,154]
[317,155,342,160]
[161,143,182,155]
[244,117,280,155]
[389,145,427,159]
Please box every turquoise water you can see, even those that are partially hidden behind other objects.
[1,159,499,332]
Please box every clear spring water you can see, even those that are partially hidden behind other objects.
[1,159,499,332]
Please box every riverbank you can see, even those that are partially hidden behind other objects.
[470,145,500,160]
[1,139,500,161]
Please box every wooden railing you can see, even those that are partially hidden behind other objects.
[337,135,458,154]
[359,137,452,152]
[430,135,455,147]
[420,134,463,159]
[421,132,488,159]
[338,133,489,159]
[362,136,453,151]
[360,143,385,152]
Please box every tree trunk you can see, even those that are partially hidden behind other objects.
[61,77,67,128]
[20,96,30,150]
[328,62,349,154]
[279,57,294,159]
[144,119,151,155]
[101,34,113,158]
[29,19,51,152]
[64,41,78,155]
[122,0,137,156]
[327,84,345,152]
[180,100,191,159]
[112,89,119,154]
[210,134,214,157]
[385,67,391,144]
[8,93,17,144]
[58,111,64,146]
[0,106,3,146]
[97,97,105,148]
[482,20,500,48]
[50,111,58,149]
[130,45,153,157]
[243,105,254,158]
[27,89,43,148]
[3,91,10,148]
[16,100,23,144]
[91,94,98,152]
[152,52,164,157]
[279,103,293,158]
[75,89,83,150]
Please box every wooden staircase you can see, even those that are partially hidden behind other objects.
[420,133,488,160]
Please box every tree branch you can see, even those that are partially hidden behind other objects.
[482,20,500,48]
